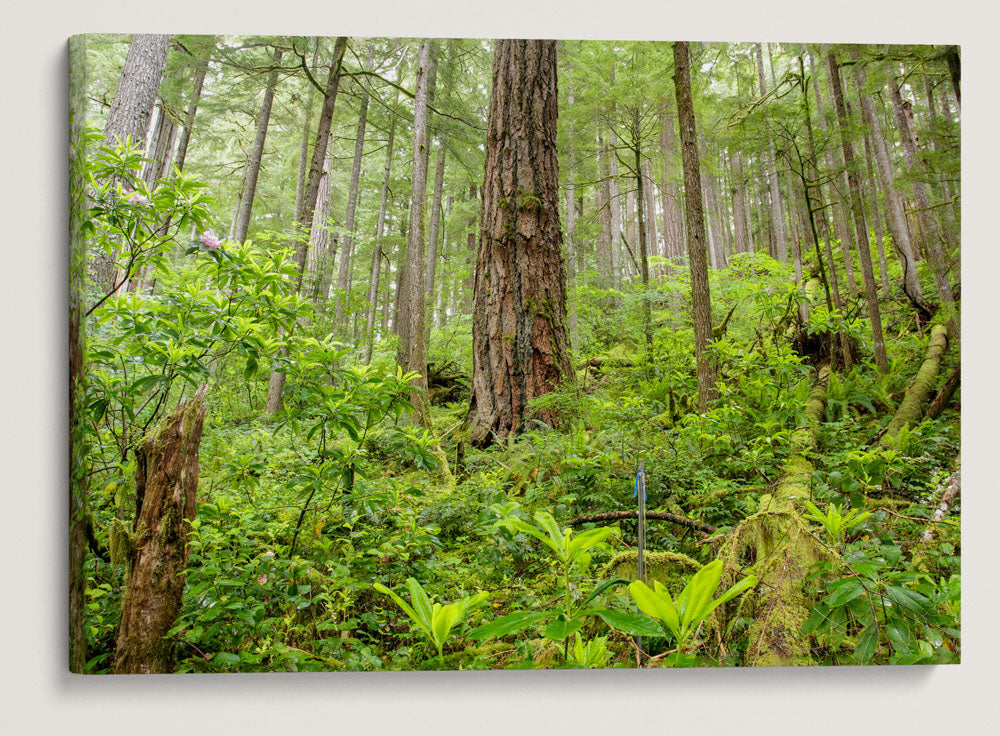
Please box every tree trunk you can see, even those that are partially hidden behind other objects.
[861,130,892,296]
[69,36,90,673]
[673,41,718,412]
[731,152,751,254]
[635,147,652,352]
[888,76,959,338]
[335,56,372,331]
[92,33,171,289]
[266,37,347,415]
[307,137,337,302]
[363,104,398,364]
[425,141,447,335]
[658,104,685,263]
[825,49,890,372]
[851,56,932,320]
[396,41,434,426]
[467,39,574,447]
[173,54,209,174]
[642,159,660,271]
[233,48,283,244]
[114,387,208,674]
[755,43,787,263]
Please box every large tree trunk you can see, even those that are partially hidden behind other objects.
[467,39,574,447]
[861,130,892,296]
[396,41,434,425]
[266,37,347,415]
[825,49,890,373]
[233,48,283,244]
[658,104,685,264]
[92,33,171,290]
[851,56,932,321]
[114,387,208,674]
[307,137,337,302]
[674,42,718,412]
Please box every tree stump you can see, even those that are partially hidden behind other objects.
[114,387,207,674]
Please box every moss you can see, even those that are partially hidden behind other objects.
[882,324,949,442]
[605,550,702,596]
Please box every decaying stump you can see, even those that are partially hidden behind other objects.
[114,387,208,674]
[715,365,835,666]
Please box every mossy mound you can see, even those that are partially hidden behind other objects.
[604,550,702,596]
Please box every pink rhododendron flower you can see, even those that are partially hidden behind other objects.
[125,191,149,205]
[200,232,221,250]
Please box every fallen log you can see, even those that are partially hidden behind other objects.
[881,323,949,442]
[716,365,835,667]
[921,460,961,544]
[568,510,717,536]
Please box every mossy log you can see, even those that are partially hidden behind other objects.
[605,550,701,596]
[882,324,949,442]
[114,387,208,674]
[716,365,835,667]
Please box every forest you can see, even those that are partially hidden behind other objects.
[68,35,961,673]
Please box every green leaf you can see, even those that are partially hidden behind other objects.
[587,607,662,638]
[431,603,461,649]
[533,511,566,557]
[825,579,866,608]
[544,615,585,642]
[678,560,724,630]
[373,582,431,640]
[629,580,680,640]
[566,527,613,559]
[466,611,548,641]
[580,578,632,608]
[855,625,878,664]
[406,578,433,630]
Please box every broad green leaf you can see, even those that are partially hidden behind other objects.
[629,581,680,640]
[431,604,461,649]
[567,527,613,559]
[580,578,632,608]
[587,607,663,638]
[406,578,433,630]
[705,574,758,615]
[466,611,548,641]
[679,560,723,631]
[502,519,560,554]
[825,579,866,608]
[533,511,566,556]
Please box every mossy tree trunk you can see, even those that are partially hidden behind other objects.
[882,324,949,442]
[114,387,208,674]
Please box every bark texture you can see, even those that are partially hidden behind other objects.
[468,39,573,447]
[673,42,718,411]
[114,387,208,674]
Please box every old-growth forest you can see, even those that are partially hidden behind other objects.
[68,35,961,673]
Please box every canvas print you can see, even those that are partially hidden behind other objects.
[68,35,961,673]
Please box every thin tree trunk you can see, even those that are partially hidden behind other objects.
[233,48,283,244]
[825,48,889,372]
[756,44,787,263]
[851,55,932,321]
[266,37,348,415]
[426,141,447,337]
[862,130,892,296]
[335,55,372,331]
[889,76,959,337]
[674,41,718,411]
[396,41,434,426]
[363,103,398,364]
